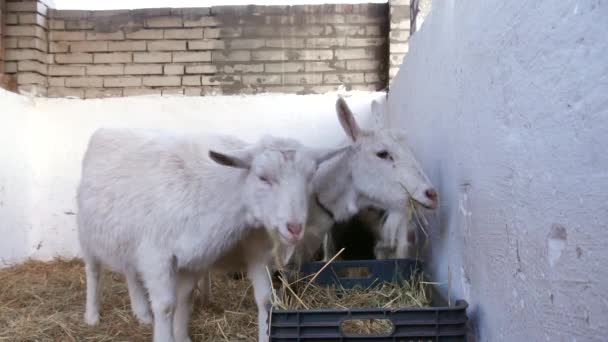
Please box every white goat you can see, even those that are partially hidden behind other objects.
[76,128,343,342]
[292,96,438,265]
[200,96,438,325]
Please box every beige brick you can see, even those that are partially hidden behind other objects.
[6,14,19,25]
[184,87,202,96]
[346,37,386,47]
[334,48,375,60]
[5,38,18,49]
[251,50,288,62]
[104,76,142,87]
[184,16,221,27]
[346,60,381,71]
[70,41,108,52]
[204,27,241,39]
[162,88,184,95]
[17,37,47,52]
[7,1,46,13]
[65,77,103,87]
[390,19,411,30]
[124,88,162,96]
[5,25,46,40]
[304,14,345,24]
[5,49,49,63]
[94,52,132,64]
[48,65,86,76]
[366,25,384,36]
[17,72,46,85]
[18,13,48,28]
[17,60,47,74]
[48,87,85,98]
[142,76,181,86]
[224,64,264,73]
[389,29,410,41]
[306,37,346,48]
[125,64,164,75]
[85,88,124,99]
[181,75,201,86]
[390,43,409,53]
[211,51,251,62]
[242,74,281,85]
[265,62,304,73]
[164,28,203,39]
[164,65,185,75]
[390,0,411,4]
[86,31,126,40]
[228,39,265,49]
[283,73,323,85]
[4,62,18,73]
[50,31,86,41]
[125,29,164,40]
[49,19,65,30]
[364,73,382,83]
[87,65,125,75]
[147,40,187,51]
[133,52,172,63]
[65,19,94,30]
[346,14,385,24]
[184,64,217,74]
[108,41,147,52]
[17,84,48,96]
[188,39,225,50]
[265,38,306,49]
[50,42,69,53]
[48,77,66,87]
[146,16,183,28]
[389,53,406,65]
[55,53,93,64]
[305,61,346,72]
[323,73,365,84]
[201,75,241,86]
[333,25,366,36]
[298,50,334,61]
[172,51,211,62]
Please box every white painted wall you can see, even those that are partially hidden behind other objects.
[0,89,383,266]
[388,0,608,341]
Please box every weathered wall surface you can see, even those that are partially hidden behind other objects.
[0,0,416,98]
[0,88,383,266]
[388,0,608,341]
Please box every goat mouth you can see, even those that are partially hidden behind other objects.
[412,199,436,210]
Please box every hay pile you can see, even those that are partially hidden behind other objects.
[0,258,258,341]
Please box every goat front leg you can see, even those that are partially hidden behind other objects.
[247,262,272,342]
[140,258,177,342]
[173,272,196,342]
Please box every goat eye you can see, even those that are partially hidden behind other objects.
[376,151,392,160]
[259,175,272,185]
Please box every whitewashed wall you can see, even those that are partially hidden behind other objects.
[388,0,608,341]
[0,89,384,266]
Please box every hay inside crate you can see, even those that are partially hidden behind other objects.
[270,263,432,336]
[0,258,259,341]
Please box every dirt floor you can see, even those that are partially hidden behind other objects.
[0,259,258,341]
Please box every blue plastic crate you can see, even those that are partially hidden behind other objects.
[268,259,468,342]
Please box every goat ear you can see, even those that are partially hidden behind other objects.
[309,146,349,166]
[336,97,360,142]
[370,97,389,128]
[209,150,251,169]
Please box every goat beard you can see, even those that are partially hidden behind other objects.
[268,230,296,271]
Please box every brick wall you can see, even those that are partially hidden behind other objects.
[1,0,411,98]
[389,0,411,81]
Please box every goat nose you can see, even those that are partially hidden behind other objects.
[425,188,438,202]
[287,222,303,236]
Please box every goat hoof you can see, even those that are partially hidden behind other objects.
[84,311,100,326]
[135,311,153,325]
